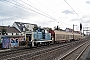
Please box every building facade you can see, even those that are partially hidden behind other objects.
[13,22,37,32]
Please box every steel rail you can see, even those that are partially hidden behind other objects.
[58,41,89,60]
[0,40,87,60]
[75,44,89,60]
[28,41,88,60]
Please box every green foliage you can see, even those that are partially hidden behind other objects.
[54,26,62,30]
[25,28,29,31]
[49,28,52,30]
[1,26,7,35]
[33,26,38,31]
[43,27,52,30]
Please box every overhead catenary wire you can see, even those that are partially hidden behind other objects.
[32,0,70,25]
[0,0,71,27]
[20,0,69,25]
[28,0,68,19]
[19,0,57,21]
[64,0,90,31]
[64,0,84,22]
[0,1,40,22]
[2,0,57,21]
[0,0,55,21]
[0,0,57,26]
[14,0,58,20]
[34,0,57,15]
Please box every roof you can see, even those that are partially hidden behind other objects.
[14,22,37,32]
[14,22,26,32]
[65,28,73,32]
[14,22,37,26]
[0,26,20,33]
[65,28,81,34]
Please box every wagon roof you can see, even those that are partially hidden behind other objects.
[54,30,81,35]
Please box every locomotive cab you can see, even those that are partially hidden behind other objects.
[25,32,32,47]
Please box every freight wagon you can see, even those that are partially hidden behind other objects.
[54,30,82,43]
[25,30,82,47]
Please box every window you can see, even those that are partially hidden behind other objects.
[12,33,13,35]
[16,33,19,35]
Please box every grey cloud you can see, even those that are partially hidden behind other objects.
[86,1,90,4]
[84,19,90,23]
[0,16,18,21]
[71,15,90,23]
[62,10,74,15]
[81,15,90,23]
[82,15,90,18]
[71,18,84,23]
[71,18,80,21]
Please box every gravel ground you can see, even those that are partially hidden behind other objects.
[85,47,90,60]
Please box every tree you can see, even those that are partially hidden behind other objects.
[1,26,7,35]
[33,26,38,31]
[43,27,52,30]
[54,26,63,30]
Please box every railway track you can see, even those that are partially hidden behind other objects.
[28,40,89,60]
[0,43,62,59]
[0,41,75,59]
[57,41,90,60]
[0,39,88,60]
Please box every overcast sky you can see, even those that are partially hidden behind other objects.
[0,0,90,31]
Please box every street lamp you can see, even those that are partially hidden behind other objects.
[73,24,77,40]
